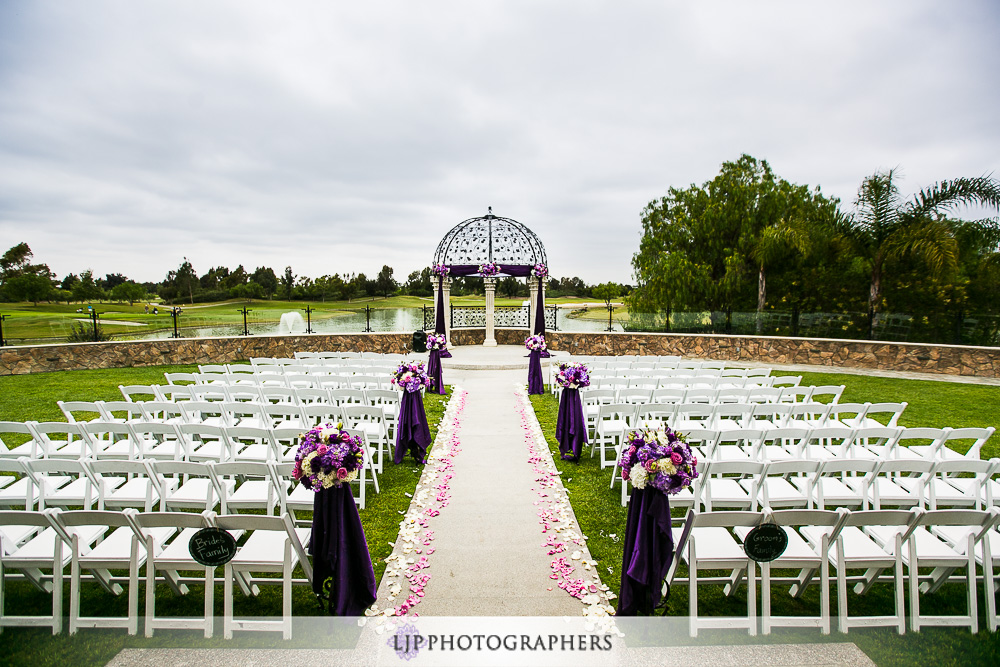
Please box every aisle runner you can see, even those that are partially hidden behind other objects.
[367,388,468,624]
[514,385,618,621]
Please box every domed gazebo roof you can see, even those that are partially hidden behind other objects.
[433,208,547,270]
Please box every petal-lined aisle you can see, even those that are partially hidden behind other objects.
[371,364,607,618]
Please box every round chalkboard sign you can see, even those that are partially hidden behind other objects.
[743,523,788,562]
[188,527,237,567]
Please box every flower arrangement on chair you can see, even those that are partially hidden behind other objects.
[524,334,547,352]
[426,333,448,352]
[391,360,432,393]
[292,423,365,491]
[478,262,500,277]
[554,361,590,389]
[618,427,698,495]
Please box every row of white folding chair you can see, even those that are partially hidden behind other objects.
[119,382,402,412]
[689,456,1000,512]
[1,417,387,484]
[0,452,374,518]
[586,376,781,391]
[0,508,310,637]
[570,356,724,370]
[583,386,844,412]
[665,507,1000,636]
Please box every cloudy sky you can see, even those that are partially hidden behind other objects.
[1,1,998,286]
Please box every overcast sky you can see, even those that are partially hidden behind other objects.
[1,1,998,286]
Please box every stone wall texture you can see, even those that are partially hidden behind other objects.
[2,328,999,377]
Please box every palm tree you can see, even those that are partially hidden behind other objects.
[844,169,1000,335]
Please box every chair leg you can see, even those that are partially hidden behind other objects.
[224,563,233,639]
[145,561,156,638]
[69,546,80,635]
[204,565,214,639]
[761,561,771,635]
[747,560,757,636]
[966,541,978,634]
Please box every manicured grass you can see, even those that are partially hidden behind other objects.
[530,374,1000,666]
[0,365,449,666]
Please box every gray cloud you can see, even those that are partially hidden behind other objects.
[1,1,997,285]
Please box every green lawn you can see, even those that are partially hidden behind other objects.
[0,364,449,666]
[529,374,1000,666]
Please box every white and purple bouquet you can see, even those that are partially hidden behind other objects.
[618,427,698,495]
[432,264,450,278]
[292,423,365,491]
[426,333,448,352]
[478,262,500,277]
[524,334,547,352]
[391,360,432,393]
[532,263,548,279]
[554,361,590,389]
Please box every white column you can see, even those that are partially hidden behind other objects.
[528,277,539,334]
[484,277,497,347]
[442,277,452,343]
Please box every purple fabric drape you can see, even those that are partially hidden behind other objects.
[533,281,551,357]
[616,488,674,616]
[394,391,431,464]
[308,484,377,616]
[434,275,453,357]
[446,264,533,277]
[555,387,587,461]
[527,348,544,395]
[427,349,445,394]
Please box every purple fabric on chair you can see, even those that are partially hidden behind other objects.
[527,348,544,395]
[427,349,446,394]
[394,390,431,464]
[555,387,587,461]
[616,488,674,616]
[309,484,377,616]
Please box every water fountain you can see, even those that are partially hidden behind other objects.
[277,311,307,334]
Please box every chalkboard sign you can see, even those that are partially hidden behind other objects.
[743,523,788,562]
[188,527,237,567]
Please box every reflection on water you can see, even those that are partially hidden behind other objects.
[124,307,621,341]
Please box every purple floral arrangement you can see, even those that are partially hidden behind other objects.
[524,334,547,352]
[292,423,365,491]
[532,263,548,279]
[391,360,432,393]
[478,262,500,277]
[554,361,590,389]
[426,333,448,351]
[618,427,698,495]
[431,264,450,277]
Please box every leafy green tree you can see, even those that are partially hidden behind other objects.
[221,265,248,290]
[592,282,622,309]
[1,242,54,304]
[71,270,104,303]
[200,266,230,289]
[110,281,147,306]
[60,274,80,291]
[374,265,397,298]
[231,281,264,302]
[0,242,33,276]
[842,169,1000,328]
[174,258,198,304]
[251,266,278,299]
[281,267,295,300]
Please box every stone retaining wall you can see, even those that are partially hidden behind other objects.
[2,329,999,377]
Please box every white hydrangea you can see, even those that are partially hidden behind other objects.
[629,465,648,489]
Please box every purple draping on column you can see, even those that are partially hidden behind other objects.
[616,488,674,616]
[308,484,377,616]
[533,281,551,357]
[444,264,533,277]
[427,349,445,394]
[394,391,431,464]
[555,387,587,461]
[435,275,446,333]
[527,348,544,395]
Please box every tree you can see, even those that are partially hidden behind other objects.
[374,265,397,298]
[251,266,278,299]
[5,271,53,304]
[174,258,198,304]
[71,270,104,303]
[592,282,622,309]
[221,265,248,290]
[110,281,147,306]
[842,169,1000,330]
[100,273,127,291]
[281,266,295,300]
[0,242,34,276]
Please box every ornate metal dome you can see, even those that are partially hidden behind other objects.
[433,208,547,269]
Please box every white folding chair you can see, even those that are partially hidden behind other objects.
[211,462,279,514]
[163,372,198,386]
[217,512,312,639]
[177,423,232,463]
[810,385,845,404]
[225,426,279,464]
[665,509,760,637]
[134,510,216,638]
[341,406,388,474]
[118,385,159,403]
[735,508,848,634]
[868,459,934,509]
[708,428,762,462]
[152,460,230,512]
[593,403,635,469]
[138,401,186,426]
[810,458,877,510]
[25,422,94,460]
[935,427,995,461]
[0,421,49,460]
[700,460,765,511]
[24,458,105,510]
[856,402,907,429]
[778,387,814,404]
[824,402,871,429]
[750,459,819,509]
[87,459,169,512]
[800,509,915,634]
[895,427,952,461]
[924,459,997,510]
[130,422,185,461]
[82,421,139,460]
